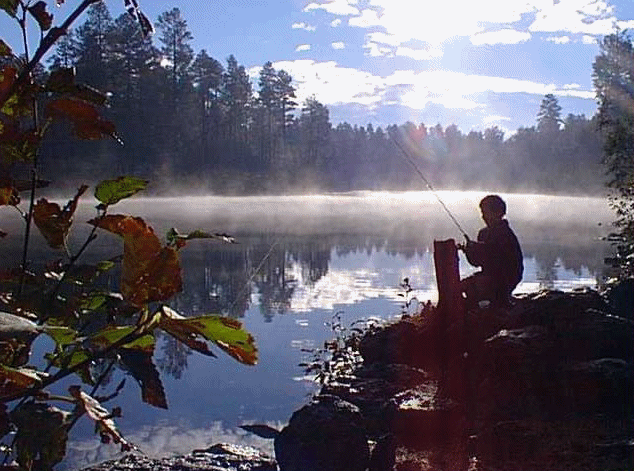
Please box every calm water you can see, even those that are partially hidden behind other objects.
[0,192,615,469]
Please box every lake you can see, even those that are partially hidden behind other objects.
[0,191,615,469]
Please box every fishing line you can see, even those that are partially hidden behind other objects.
[228,235,282,313]
[389,134,469,239]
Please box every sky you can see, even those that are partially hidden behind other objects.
[2,0,634,135]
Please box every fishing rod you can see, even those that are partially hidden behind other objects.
[389,134,470,239]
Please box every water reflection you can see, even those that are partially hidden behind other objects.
[0,192,616,469]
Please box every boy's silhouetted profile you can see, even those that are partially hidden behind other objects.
[459,195,523,308]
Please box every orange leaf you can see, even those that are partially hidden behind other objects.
[0,185,18,205]
[33,185,88,249]
[88,215,182,306]
[27,1,53,31]
[0,66,16,98]
[45,98,117,141]
[68,386,134,452]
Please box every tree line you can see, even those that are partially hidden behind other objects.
[36,3,605,195]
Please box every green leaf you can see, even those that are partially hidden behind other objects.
[158,306,257,365]
[0,0,18,17]
[96,260,116,272]
[95,176,148,205]
[45,350,92,384]
[79,293,108,311]
[41,325,77,349]
[89,325,155,353]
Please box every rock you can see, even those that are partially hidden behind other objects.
[604,279,634,321]
[553,358,634,417]
[79,443,277,471]
[368,434,396,471]
[359,318,430,367]
[321,363,429,435]
[553,310,634,362]
[508,288,610,331]
[274,394,369,471]
[476,417,634,471]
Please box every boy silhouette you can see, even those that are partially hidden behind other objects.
[459,195,523,308]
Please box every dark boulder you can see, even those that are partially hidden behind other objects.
[274,394,369,471]
[605,279,634,321]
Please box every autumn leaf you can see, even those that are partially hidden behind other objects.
[0,40,11,57]
[45,98,117,141]
[119,350,167,409]
[11,402,70,471]
[0,311,40,343]
[88,215,183,306]
[0,185,18,206]
[0,0,18,17]
[0,365,46,397]
[69,386,134,451]
[45,68,107,106]
[158,306,257,365]
[0,66,16,112]
[27,1,52,31]
[166,228,236,248]
[95,176,148,205]
[137,11,153,37]
[33,185,88,249]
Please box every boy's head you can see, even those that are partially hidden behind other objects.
[479,194,506,226]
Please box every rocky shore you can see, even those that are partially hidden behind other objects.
[80,278,633,471]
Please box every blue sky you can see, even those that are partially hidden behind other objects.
[3,0,634,135]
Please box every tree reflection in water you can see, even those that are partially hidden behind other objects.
[153,222,611,380]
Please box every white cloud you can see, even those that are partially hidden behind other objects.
[546,35,571,44]
[348,8,382,27]
[295,44,311,52]
[330,18,342,27]
[618,19,634,30]
[331,41,346,49]
[366,31,401,47]
[267,60,595,113]
[483,115,511,125]
[396,46,443,61]
[528,0,618,35]
[292,22,316,32]
[304,0,360,16]
[581,35,597,44]
[470,29,531,46]
[304,0,624,58]
[364,42,394,57]
[269,60,385,107]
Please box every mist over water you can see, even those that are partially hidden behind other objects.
[2,191,615,470]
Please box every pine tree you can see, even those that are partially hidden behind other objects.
[75,2,113,90]
[156,8,193,91]
[191,50,224,169]
[536,93,562,133]
[593,32,634,277]
[49,29,78,69]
